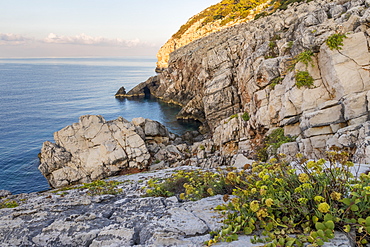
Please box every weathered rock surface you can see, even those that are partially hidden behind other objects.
[115,76,160,98]
[39,115,186,188]
[0,167,221,247]
[39,115,235,188]
[144,0,370,159]
[0,167,357,247]
[156,0,273,70]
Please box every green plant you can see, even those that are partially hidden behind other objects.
[296,50,314,67]
[144,169,234,201]
[0,199,18,209]
[326,33,347,50]
[256,128,296,162]
[286,50,315,88]
[287,41,294,49]
[288,50,315,71]
[229,114,238,120]
[199,145,206,150]
[270,77,283,89]
[206,150,370,246]
[277,0,306,10]
[295,70,314,89]
[80,180,123,196]
[173,0,270,39]
[269,41,277,49]
[52,186,75,193]
[254,11,269,20]
[242,112,250,121]
[140,150,370,246]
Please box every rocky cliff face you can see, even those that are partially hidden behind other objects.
[150,0,370,160]
[156,0,272,70]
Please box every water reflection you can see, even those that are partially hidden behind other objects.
[115,95,200,135]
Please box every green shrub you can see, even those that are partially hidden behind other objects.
[254,11,269,20]
[141,150,370,246]
[268,41,277,49]
[256,128,296,162]
[206,150,370,246]
[80,180,123,196]
[144,169,234,201]
[173,0,269,39]
[326,33,347,50]
[296,50,314,67]
[270,77,283,89]
[288,50,314,71]
[0,199,18,209]
[295,70,314,89]
[277,0,306,10]
[287,41,294,49]
[242,112,250,121]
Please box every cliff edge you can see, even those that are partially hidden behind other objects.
[147,0,370,160]
[156,0,274,70]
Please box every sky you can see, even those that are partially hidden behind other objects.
[0,0,220,58]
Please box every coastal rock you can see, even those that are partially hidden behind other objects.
[115,86,126,96]
[156,1,273,69]
[116,76,159,98]
[0,167,356,246]
[39,114,226,188]
[142,0,370,160]
[0,190,11,198]
[39,115,157,188]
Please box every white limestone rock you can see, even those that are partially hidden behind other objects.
[39,115,152,188]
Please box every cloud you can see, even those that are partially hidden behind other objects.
[0,33,33,45]
[0,32,154,48]
[43,33,148,47]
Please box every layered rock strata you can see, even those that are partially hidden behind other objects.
[156,0,273,70]
[136,0,370,160]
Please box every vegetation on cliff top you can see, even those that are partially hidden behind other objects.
[172,0,307,40]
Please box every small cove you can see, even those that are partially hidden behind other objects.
[0,57,197,194]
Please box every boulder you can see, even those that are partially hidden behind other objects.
[39,115,152,188]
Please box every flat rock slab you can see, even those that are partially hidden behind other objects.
[0,167,355,247]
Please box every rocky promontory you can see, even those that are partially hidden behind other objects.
[39,115,212,188]
[127,0,370,162]
[3,0,370,246]
[156,0,274,70]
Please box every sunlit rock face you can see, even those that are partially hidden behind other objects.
[39,115,152,188]
[151,0,370,159]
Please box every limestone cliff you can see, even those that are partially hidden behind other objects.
[149,0,370,160]
[156,0,273,70]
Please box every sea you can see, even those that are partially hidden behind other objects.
[0,57,197,194]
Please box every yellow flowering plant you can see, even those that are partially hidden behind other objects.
[142,149,370,246]
[207,149,370,246]
[144,169,235,201]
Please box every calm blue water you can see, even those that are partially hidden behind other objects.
[0,57,196,194]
